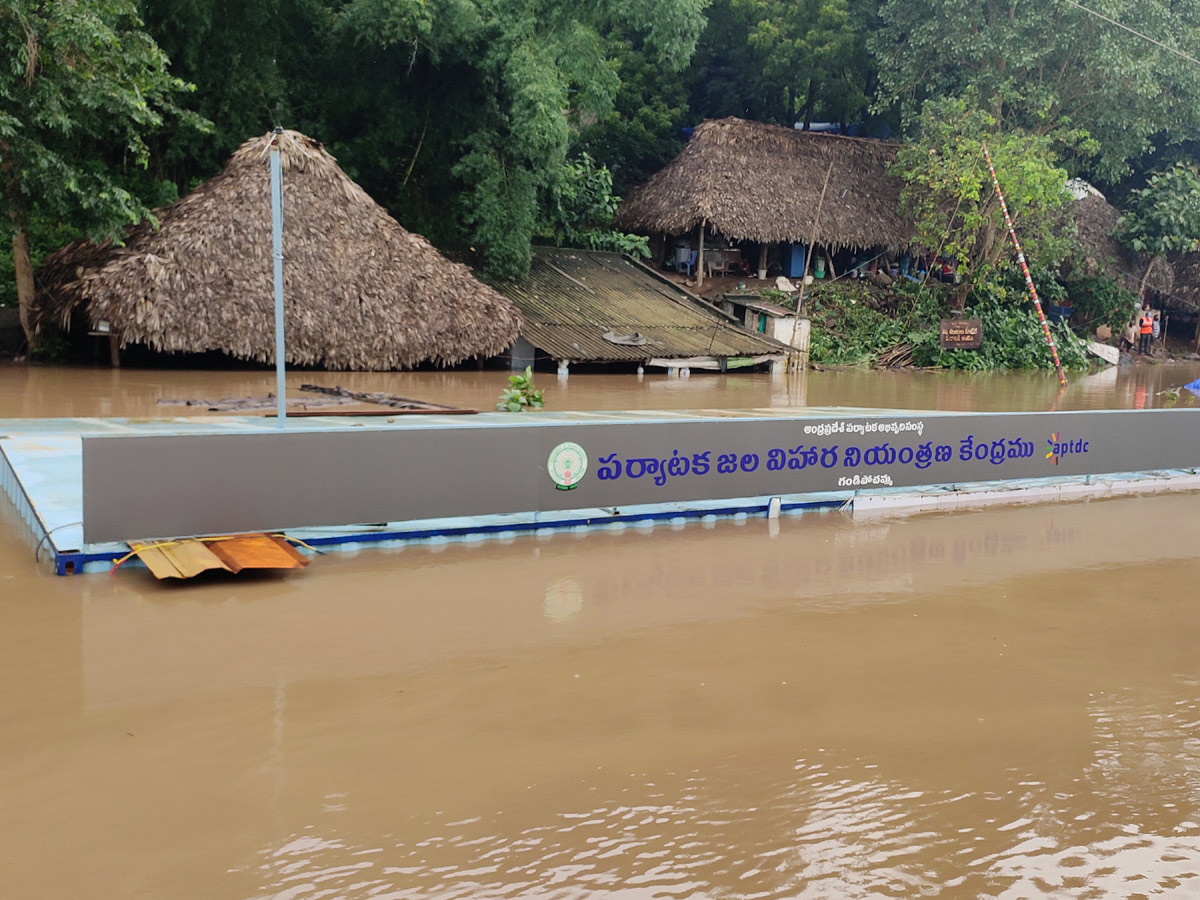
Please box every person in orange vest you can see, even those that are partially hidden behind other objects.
[1139,310,1154,354]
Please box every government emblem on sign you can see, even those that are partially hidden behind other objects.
[547,441,587,490]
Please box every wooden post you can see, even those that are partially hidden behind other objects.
[758,244,769,279]
[793,160,835,317]
[697,221,706,287]
[108,334,120,368]
[825,249,837,280]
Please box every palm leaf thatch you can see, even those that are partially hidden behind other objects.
[34,236,120,332]
[615,118,911,250]
[1164,252,1200,311]
[34,130,521,369]
[1070,193,1173,296]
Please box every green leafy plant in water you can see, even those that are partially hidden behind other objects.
[1160,389,1196,409]
[497,366,544,412]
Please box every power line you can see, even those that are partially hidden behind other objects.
[1060,0,1200,68]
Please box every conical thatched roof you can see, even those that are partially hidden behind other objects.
[34,130,521,369]
[615,118,911,250]
[1070,193,1173,296]
[35,236,122,330]
[1164,252,1200,311]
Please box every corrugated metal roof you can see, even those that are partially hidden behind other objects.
[739,298,793,317]
[497,248,790,362]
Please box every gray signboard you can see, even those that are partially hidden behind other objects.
[81,409,1200,543]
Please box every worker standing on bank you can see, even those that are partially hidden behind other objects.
[1139,310,1154,354]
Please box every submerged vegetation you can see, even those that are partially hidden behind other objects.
[497,367,544,412]
[803,271,1137,373]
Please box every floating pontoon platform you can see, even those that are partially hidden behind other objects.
[3,407,1199,575]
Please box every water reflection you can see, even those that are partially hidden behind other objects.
[72,496,1200,710]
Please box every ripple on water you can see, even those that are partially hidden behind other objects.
[245,723,1200,900]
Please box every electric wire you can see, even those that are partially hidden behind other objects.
[1060,0,1200,68]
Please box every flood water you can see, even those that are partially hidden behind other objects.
[3,363,1200,899]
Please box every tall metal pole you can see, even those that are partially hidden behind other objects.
[981,143,1068,387]
[270,127,287,423]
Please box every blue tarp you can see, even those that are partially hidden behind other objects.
[1184,378,1200,395]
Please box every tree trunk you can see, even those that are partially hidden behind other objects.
[1138,255,1158,301]
[12,228,35,349]
[801,78,817,131]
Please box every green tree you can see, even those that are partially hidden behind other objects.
[871,0,1200,182]
[734,0,855,129]
[1117,161,1200,293]
[893,98,1071,306]
[1,0,204,345]
[686,0,880,130]
[573,31,692,196]
[540,154,649,257]
[136,0,332,184]
[338,0,709,279]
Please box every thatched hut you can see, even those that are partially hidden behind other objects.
[34,130,521,370]
[1164,252,1200,313]
[614,118,911,284]
[1070,191,1173,298]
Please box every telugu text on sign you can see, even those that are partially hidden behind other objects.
[939,318,983,349]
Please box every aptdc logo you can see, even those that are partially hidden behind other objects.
[1045,432,1090,465]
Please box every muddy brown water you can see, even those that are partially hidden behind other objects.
[3,363,1200,899]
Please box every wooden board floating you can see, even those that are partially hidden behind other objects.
[265,407,477,417]
[298,384,471,412]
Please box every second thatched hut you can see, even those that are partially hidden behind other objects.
[615,117,912,286]
[35,130,521,370]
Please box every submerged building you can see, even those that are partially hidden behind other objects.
[34,130,522,370]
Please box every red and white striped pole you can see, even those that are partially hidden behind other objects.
[981,143,1068,387]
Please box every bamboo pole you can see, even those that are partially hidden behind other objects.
[793,160,835,317]
[697,221,706,287]
[982,143,1068,387]
[270,127,288,423]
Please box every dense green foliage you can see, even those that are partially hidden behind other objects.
[1,0,205,331]
[1117,162,1200,256]
[332,0,708,278]
[1062,275,1141,334]
[5,0,1197,370]
[807,282,937,367]
[685,0,880,130]
[541,155,649,257]
[893,99,1071,305]
[1,0,202,239]
[807,279,1089,372]
[872,0,1200,183]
